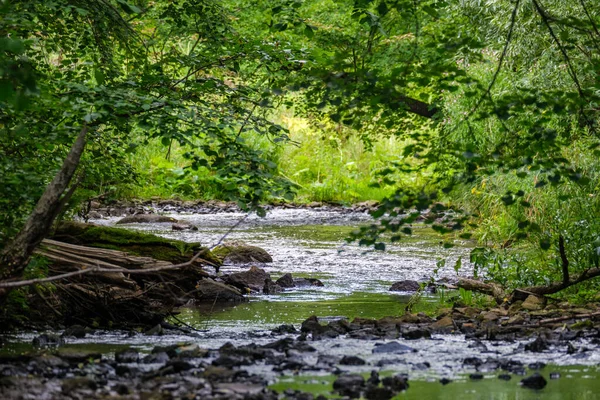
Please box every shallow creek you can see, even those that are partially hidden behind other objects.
[7,208,600,398]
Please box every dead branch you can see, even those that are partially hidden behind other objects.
[457,277,506,304]
[0,242,213,290]
[523,267,600,296]
[538,311,600,325]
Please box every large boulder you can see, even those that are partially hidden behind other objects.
[224,266,270,292]
[213,244,273,264]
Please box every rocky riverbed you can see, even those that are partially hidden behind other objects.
[2,207,600,398]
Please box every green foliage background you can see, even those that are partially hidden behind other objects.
[1,0,599,296]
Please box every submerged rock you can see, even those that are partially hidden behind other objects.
[333,374,365,398]
[264,278,284,294]
[372,342,416,354]
[389,280,421,292]
[339,355,366,366]
[381,374,409,391]
[520,373,547,389]
[524,336,549,353]
[116,214,178,224]
[32,334,64,347]
[172,222,198,231]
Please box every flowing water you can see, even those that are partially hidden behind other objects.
[5,208,600,398]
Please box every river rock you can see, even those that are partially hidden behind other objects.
[340,355,366,365]
[32,333,64,347]
[213,244,273,264]
[271,324,297,334]
[294,277,324,287]
[522,295,546,311]
[520,373,547,389]
[372,341,416,354]
[389,280,421,292]
[172,222,198,231]
[300,316,340,339]
[402,327,431,340]
[524,336,549,352]
[275,273,295,288]
[55,348,102,363]
[116,214,178,224]
[364,386,394,400]
[62,377,97,395]
[381,374,409,391]
[194,279,245,302]
[225,266,270,292]
[430,316,454,332]
[115,348,140,363]
[333,374,365,397]
[264,278,284,294]
[61,325,88,338]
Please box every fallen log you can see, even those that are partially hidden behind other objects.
[457,278,506,304]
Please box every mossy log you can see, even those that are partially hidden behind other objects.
[52,221,221,268]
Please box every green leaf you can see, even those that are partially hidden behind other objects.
[116,0,141,14]
[539,238,551,251]
[304,25,314,39]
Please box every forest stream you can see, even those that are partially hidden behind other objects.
[2,208,600,399]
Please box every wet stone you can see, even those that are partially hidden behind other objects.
[463,357,482,367]
[55,348,102,363]
[339,355,366,366]
[367,370,380,386]
[439,378,452,385]
[477,359,500,372]
[61,377,97,395]
[520,373,547,390]
[524,336,549,352]
[271,324,297,335]
[333,374,365,397]
[143,351,169,364]
[275,273,295,288]
[402,328,431,340]
[372,341,416,354]
[364,386,395,400]
[413,362,430,370]
[528,362,546,370]
[115,348,139,363]
[389,280,421,292]
[61,325,88,339]
[32,334,64,347]
[381,374,409,391]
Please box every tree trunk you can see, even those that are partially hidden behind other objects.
[0,125,88,281]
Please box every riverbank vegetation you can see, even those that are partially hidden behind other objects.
[1,0,599,321]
